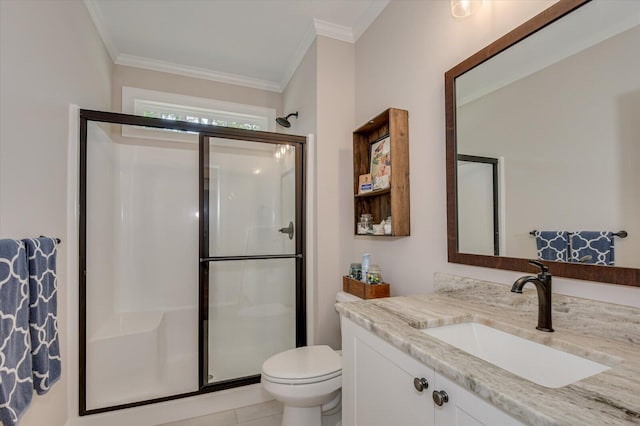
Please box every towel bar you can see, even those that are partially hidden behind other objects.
[529,230,627,238]
[39,235,62,244]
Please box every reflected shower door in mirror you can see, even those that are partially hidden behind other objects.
[202,136,305,386]
[457,155,500,256]
[446,0,640,285]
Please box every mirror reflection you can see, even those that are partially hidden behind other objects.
[454,1,639,269]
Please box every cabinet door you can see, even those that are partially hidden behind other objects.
[433,373,523,426]
[342,318,435,426]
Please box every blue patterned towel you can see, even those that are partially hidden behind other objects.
[570,231,615,266]
[0,239,33,426]
[23,238,61,395]
[534,231,569,262]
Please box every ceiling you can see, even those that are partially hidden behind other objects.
[85,0,390,93]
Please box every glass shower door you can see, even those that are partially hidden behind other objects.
[201,136,304,387]
[80,110,306,414]
[82,120,200,412]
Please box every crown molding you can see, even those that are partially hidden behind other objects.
[116,54,283,93]
[313,19,355,43]
[279,22,319,92]
[352,0,390,41]
[280,3,389,90]
[83,0,119,61]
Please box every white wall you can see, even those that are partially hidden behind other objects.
[112,64,283,118]
[282,36,355,349]
[315,37,355,349]
[282,40,319,344]
[0,1,113,426]
[352,0,640,307]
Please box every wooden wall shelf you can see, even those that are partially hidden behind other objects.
[353,108,410,237]
[355,188,391,198]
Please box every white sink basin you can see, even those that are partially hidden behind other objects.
[422,322,610,388]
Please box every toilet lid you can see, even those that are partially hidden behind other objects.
[262,345,341,383]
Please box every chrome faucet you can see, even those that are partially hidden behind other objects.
[511,260,554,332]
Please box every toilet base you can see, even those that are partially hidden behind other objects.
[322,391,341,416]
[282,405,322,426]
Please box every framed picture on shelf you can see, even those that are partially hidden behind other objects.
[370,136,391,190]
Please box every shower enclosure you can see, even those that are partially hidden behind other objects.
[79,110,306,414]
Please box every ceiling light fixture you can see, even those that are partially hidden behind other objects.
[451,0,482,18]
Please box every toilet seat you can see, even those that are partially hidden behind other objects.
[262,345,341,385]
[262,369,341,385]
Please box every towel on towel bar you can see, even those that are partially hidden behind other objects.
[534,231,569,262]
[23,237,61,395]
[0,239,33,426]
[570,231,615,266]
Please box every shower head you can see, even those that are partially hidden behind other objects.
[276,112,298,128]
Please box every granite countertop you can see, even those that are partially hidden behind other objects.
[335,273,640,426]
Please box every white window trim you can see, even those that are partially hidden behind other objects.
[121,86,276,142]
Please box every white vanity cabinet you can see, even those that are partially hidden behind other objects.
[341,317,435,426]
[432,373,522,425]
[341,317,523,426]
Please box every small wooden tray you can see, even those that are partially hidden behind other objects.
[342,276,390,300]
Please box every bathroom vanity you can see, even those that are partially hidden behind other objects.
[337,274,640,425]
[341,316,521,425]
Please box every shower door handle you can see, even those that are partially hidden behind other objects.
[278,221,294,240]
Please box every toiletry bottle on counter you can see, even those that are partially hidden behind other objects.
[361,253,370,283]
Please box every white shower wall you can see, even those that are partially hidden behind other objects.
[113,141,199,312]
[86,123,201,336]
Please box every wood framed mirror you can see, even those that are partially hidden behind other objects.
[445,0,639,286]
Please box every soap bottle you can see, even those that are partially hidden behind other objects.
[361,253,370,283]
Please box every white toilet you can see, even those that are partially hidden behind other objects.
[261,291,362,426]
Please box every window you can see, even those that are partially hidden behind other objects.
[122,87,276,142]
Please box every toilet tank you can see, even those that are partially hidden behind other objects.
[335,292,361,352]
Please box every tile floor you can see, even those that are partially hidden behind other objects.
[161,400,341,426]
[160,400,283,426]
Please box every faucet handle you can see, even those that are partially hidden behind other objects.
[529,259,549,275]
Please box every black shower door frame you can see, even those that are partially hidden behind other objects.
[79,109,306,415]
